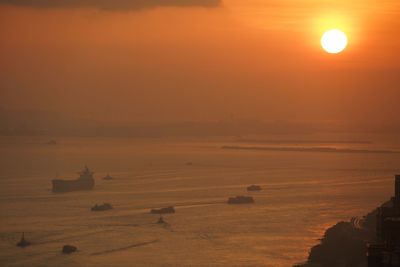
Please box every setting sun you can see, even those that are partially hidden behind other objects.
[1,1,400,267]
[321,29,348,54]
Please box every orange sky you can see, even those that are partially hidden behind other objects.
[0,0,399,128]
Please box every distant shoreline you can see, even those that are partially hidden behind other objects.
[235,138,373,145]
[222,145,400,154]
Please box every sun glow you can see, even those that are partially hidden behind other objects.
[321,29,348,54]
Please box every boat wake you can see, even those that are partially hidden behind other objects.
[91,239,159,256]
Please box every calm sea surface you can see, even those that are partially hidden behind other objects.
[0,134,399,267]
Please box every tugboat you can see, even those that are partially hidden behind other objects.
[247,185,262,191]
[103,174,113,180]
[150,206,175,214]
[52,166,95,193]
[91,203,113,211]
[16,232,31,248]
[227,196,255,204]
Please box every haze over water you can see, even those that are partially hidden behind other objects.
[1,0,400,266]
[1,134,399,267]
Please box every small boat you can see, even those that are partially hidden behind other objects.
[157,216,166,224]
[62,245,77,254]
[150,206,175,214]
[227,196,255,204]
[45,140,57,145]
[103,174,114,180]
[91,203,113,211]
[16,233,31,248]
[52,166,95,193]
[247,185,262,191]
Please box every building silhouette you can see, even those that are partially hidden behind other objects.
[368,175,400,267]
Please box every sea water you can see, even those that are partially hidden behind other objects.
[0,134,399,267]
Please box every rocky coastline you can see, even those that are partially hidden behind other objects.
[293,205,383,267]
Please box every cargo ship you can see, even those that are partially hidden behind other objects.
[52,166,95,193]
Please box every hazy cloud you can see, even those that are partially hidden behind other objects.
[0,0,222,10]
